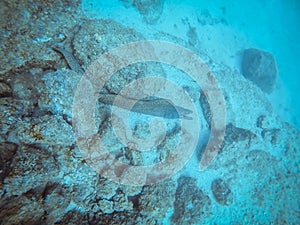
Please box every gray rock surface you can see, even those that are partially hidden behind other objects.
[134,0,164,24]
[242,48,277,93]
[8,114,75,146]
[0,142,17,197]
[3,145,60,196]
[0,98,35,138]
[139,179,176,219]
[222,123,257,150]
[121,0,165,24]
[73,19,166,95]
[211,178,233,205]
[171,176,211,225]
[0,82,12,97]
[11,72,39,101]
[0,0,82,74]
[38,69,81,119]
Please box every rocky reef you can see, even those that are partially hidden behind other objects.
[0,0,299,224]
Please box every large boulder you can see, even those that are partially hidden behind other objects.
[242,48,277,93]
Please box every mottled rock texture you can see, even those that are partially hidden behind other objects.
[0,0,82,74]
[242,48,277,93]
[121,0,165,24]
[211,178,233,205]
[171,176,211,224]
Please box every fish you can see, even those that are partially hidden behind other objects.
[98,94,193,120]
[51,45,84,74]
[52,46,193,120]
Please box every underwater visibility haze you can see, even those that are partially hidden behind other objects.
[0,0,299,224]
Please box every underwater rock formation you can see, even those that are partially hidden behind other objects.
[0,82,12,97]
[0,0,299,224]
[222,123,256,149]
[0,142,17,190]
[0,0,81,74]
[171,176,211,224]
[242,48,277,93]
[211,178,233,206]
[138,179,176,219]
[72,19,166,95]
[121,0,165,24]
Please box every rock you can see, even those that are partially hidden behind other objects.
[242,48,277,93]
[261,128,280,145]
[11,72,39,101]
[121,185,142,197]
[0,142,17,163]
[43,183,71,224]
[95,177,119,199]
[0,182,71,225]
[96,114,180,170]
[3,145,59,196]
[0,98,35,137]
[0,4,299,224]
[139,178,176,219]
[222,123,257,149]
[73,19,166,96]
[112,192,133,212]
[0,82,12,97]
[196,9,226,26]
[211,178,233,206]
[0,193,45,225]
[0,0,81,74]
[98,199,114,213]
[38,69,81,120]
[8,114,75,147]
[93,211,154,225]
[0,142,18,194]
[171,176,211,224]
[54,210,85,225]
[132,0,164,24]
[245,149,277,172]
[187,25,198,46]
[57,209,156,225]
